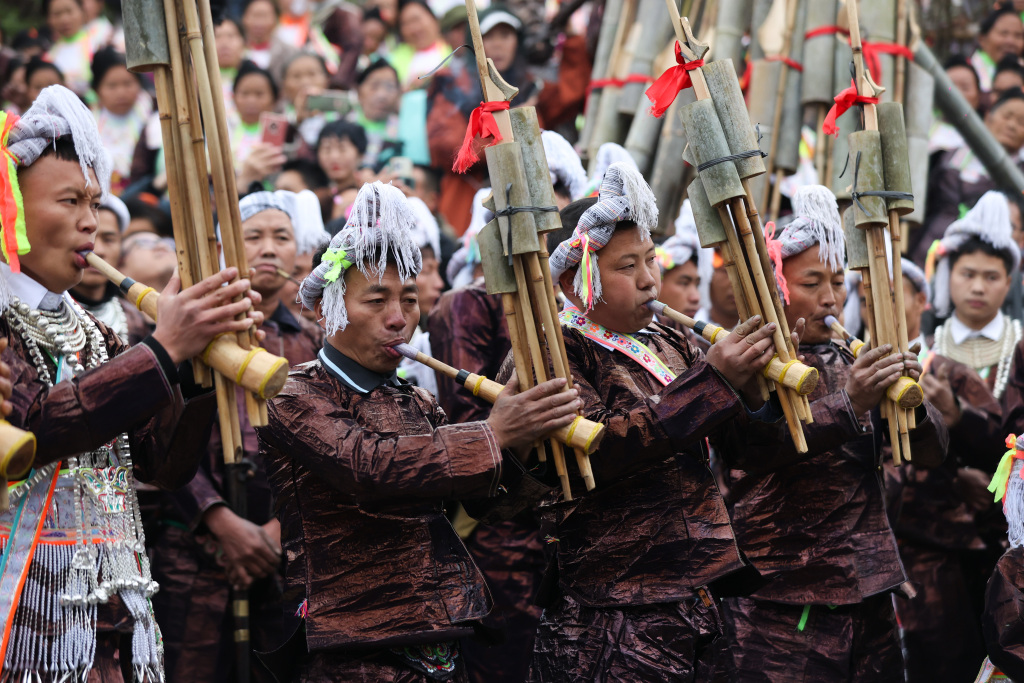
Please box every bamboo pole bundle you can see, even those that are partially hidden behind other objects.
[860,0,897,102]
[902,59,933,227]
[586,0,639,171]
[828,22,854,199]
[711,0,751,70]
[579,0,624,162]
[664,10,813,451]
[464,0,597,501]
[619,0,676,115]
[122,0,287,672]
[648,91,694,234]
[839,0,923,465]
[0,422,36,510]
[801,0,837,183]
[764,0,807,220]
[748,0,775,61]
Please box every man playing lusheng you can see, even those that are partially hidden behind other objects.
[256,181,582,682]
[0,85,265,681]
[521,163,790,681]
[716,185,948,682]
[153,190,327,683]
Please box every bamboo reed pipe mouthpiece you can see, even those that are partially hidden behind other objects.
[393,344,606,454]
[0,420,36,483]
[825,315,866,357]
[650,300,819,395]
[84,252,290,399]
[887,376,923,409]
[276,268,302,286]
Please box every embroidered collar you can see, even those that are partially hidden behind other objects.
[559,304,676,386]
[319,342,400,394]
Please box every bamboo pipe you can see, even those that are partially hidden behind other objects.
[525,252,596,490]
[393,344,606,455]
[0,422,37,510]
[501,292,544,463]
[83,253,290,400]
[824,313,921,410]
[762,0,801,212]
[648,300,819,395]
[181,0,263,427]
[718,242,771,401]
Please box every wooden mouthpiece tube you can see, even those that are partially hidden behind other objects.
[85,253,289,399]
[397,345,606,455]
[650,301,819,396]
[0,419,37,509]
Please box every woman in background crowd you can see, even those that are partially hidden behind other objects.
[91,46,151,195]
[214,15,247,122]
[391,0,449,89]
[241,0,296,85]
[231,60,279,173]
[971,4,1024,92]
[24,56,65,107]
[43,0,92,97]
[281,50,332,147]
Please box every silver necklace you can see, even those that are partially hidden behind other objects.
[934,317,1022,400]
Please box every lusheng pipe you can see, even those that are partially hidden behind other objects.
[84,252,289,400]
[393,343,606,455]
[648,300,819,395]
[824,315,922,409]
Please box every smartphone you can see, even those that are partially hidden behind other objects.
[260,112,289,147]
[386,156,415,187]
[305,90,353,115]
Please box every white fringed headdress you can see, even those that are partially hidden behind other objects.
[406,196,442,258]
[581,143,638,198]
[299,181,422,335]
[927,191,1020,318]
[542,130,588,201]
[765,185,845,304]
[991,434,1024,549]
[237,189,329,255]
[656,199,713,310]
[549,162,658,311]
[446,188,492,288]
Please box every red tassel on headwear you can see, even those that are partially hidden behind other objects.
[763,221,790,304]
[822,82,878,137]
[645,42,705,118]
[452,101,511,174]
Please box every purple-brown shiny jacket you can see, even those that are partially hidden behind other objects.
[719,343,949,605]
[256,360,529,652]
[509,323,749,608]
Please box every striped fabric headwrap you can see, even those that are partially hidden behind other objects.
[548,162,658,311]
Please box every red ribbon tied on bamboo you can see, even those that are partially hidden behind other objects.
[645,42,704,118]
[452,100,511,173]
[822,82,878,137]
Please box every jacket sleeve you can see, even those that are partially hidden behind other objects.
[900,400,949,470]
[943,358,1004,473]
[567,340,743,483]
[258,387,504,503]
[716,389,863,474]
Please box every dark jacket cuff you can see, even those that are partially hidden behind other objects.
[140,335,178,384]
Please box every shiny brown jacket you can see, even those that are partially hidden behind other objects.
[719,343,949,605]
[500,322,750,608]
[256,360,537,653]
[983,546,1024,680]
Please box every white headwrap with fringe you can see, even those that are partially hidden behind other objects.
[299,181,422,335]
[767,185,846,304]
[549,162,658,311]
[406,196,442,258]
[991,435,1024,549]
[542,130,588,201]
[928,191,1020,318]
[582,143,639,197]
[237,189,329,255]
[446,188,492,288]
[655,199,712,310]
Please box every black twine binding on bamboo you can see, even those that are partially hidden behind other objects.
[696,124,767,172]
[849,151,914,217]
[495,184,557,265]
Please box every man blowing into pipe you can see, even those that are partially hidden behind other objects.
[255,181,581,682]
[0,84,266,681]
[506,162,794,681]
[715,185,948,682]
